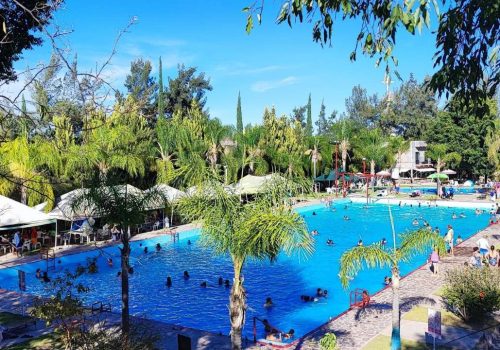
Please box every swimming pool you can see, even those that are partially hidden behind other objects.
[398,186,476,194]
[0,202,490,341]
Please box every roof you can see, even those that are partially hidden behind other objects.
[0,195,55,231]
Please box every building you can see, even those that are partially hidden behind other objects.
[394,141,435,179]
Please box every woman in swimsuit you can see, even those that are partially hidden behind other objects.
[487,245,499,267]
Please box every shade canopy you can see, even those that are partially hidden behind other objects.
[427,173,449,180]
[230,174,287,195]
[45,185,143,221]
[416,167,436,172]
[376,170,392,177]
[146,184,185,209]
[0,195,55,231]
[442,169,457,175]
[315,170,339,182]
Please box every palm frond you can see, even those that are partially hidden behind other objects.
[339,245,394,288]
[398,229,447,261]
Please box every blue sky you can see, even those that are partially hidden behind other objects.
[7,0,439,127]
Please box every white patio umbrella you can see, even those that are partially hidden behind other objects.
[442,169,457,175]
[376,170,392,177]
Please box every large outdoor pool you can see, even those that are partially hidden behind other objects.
[0,201,490,341]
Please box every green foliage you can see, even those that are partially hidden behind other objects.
[236,92,243,133]
[320,332,338,350]
[442,267,500,322]
[245,0,499,107]
[306,93,313,136]
[0,1,59,82]
[124,58,158,119]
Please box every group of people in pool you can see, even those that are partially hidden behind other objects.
[165,271,231,289]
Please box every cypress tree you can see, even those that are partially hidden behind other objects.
[236,91,243,132]
[306,93,313,136]
[20,94,28,135]
[158,57,164,119]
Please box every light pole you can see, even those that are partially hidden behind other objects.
[362,158,369,204]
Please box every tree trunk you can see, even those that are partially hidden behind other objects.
[391,269,401,350]
[229,259,246,350]
[436,158,441,197]
[121,232,130,346]
[370,159,376,187]
[20,184,27,205]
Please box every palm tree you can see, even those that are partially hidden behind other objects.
[339,210,446,350]
[353,129,391,187]
[0,133,60,209]
[177,180,313,350]
[389,136,410,178]
[426,144,461,196]
[204,118,230,172]
[305,139,323,179]
[238,125,267,177]
[155,118,187,185]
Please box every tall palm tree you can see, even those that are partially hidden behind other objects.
[353,129,391,187]
[426,144,461,195]
[204,118,230,172]
[305,139,323,180]
[155,118,187,185]
[238,125,267,177]
[389,136,410,177]
[339,213,446,350]
[177,180,313,350]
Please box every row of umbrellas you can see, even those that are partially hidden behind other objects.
[369,169,457,179]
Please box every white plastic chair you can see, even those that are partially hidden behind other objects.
[21,241,31,252]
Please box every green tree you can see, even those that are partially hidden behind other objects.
[0,0,59,82]
[238,124,267,176]
[236,92,243,133]
[165,65,212,117]
[306,93,313,136]
[158,57,165,120]
[177,180,312,350]
[339,224,446,350]
[304,138,322,179]
[244,0,499,107]
[352,128,391,180]
[345,85,380,127]
[426,144,462,195]
[124,59,158,120]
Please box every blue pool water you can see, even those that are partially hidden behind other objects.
[0,202,490,340]
[398,186,476,194]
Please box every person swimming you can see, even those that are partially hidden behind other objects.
[312,212,317,216]
[187,240,192,245]
[107,258,113,267]
[311,230,319,236]
[144,246,148,254]
[326,239,334,246]
[183,271,190,280]
[224,279,230,288]
[459,212,466,218]
[412,219,419,226]
[200,281,207,288]
[316,288,323,296]
[156,243,162,251]
[452,213,457,219]
[35,268,41,279]
[42,272,50,283]
[357,239,363,246]
[475,208,483,215]
[398,201,402,207]
[264,297,273,308]
[218,277,223,285]
[343,216,350,221]
[117,271,121,277]
[128,267,134,274]
[381,238,387,247]
[166,276,172,288]
[384,276,390,285]
[344,205,348,210]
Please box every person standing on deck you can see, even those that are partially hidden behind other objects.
[445,225,454,256]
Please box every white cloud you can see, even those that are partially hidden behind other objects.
[251,76,298,92]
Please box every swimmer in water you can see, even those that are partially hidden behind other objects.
[381,238,387,248]
[412,219,419,226]
[183,270,190,279]
[107,258,113,267]
[312,211,317,216]
[218,277,223,285]
[452,213,457,219]
[459,212,466,218]
[357,239,363,246]
[200,281,207,288]
[144,246,148,254]
[156,243,161,251]
[311,230,319,236]
[187,240,192,245]
[117,271,121,277]
[35,268,41,279]
[224,279,230,288]
[343,216,350,221]
[326,239,334,246]
[166,276,172,288]
[264,297,273,308]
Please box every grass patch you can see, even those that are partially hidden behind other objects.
[0,312,33,327]
[4,333,62,350]
[362,335,451,350]
[402,306,498,329]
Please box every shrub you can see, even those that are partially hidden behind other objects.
[442,267,500,322]
[319,332,337,350]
